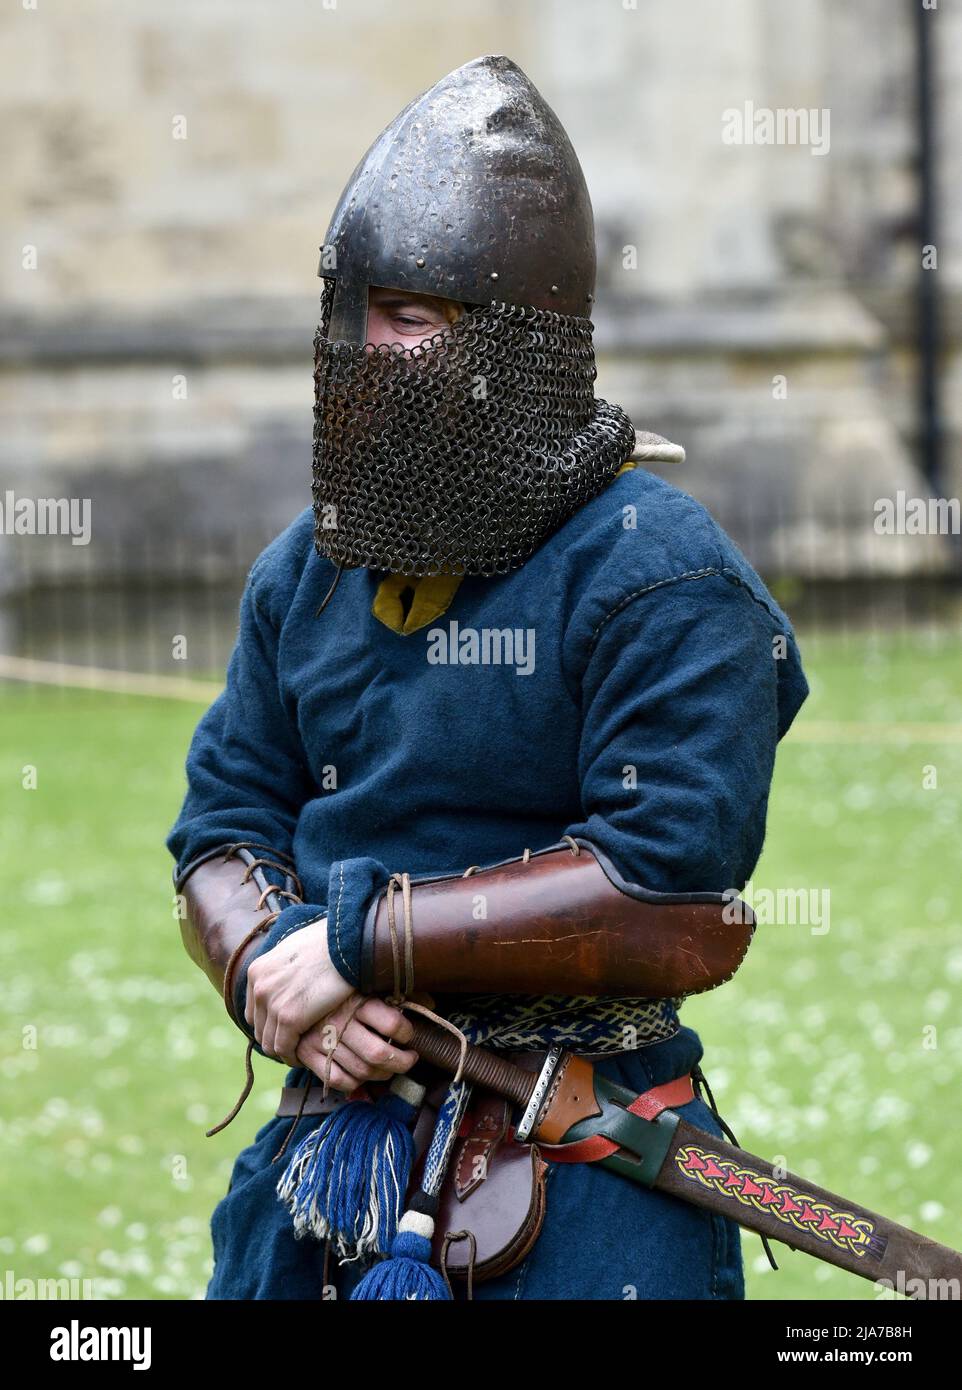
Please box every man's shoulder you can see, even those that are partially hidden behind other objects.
[562,465,745,587]
[247,507,328,626]
[550,461,796,641]
[553,462,808,730]
[600,464,725,566]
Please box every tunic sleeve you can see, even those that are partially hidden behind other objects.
[562,572,808,894]
[166,568,327,983]
[167,569,315,872]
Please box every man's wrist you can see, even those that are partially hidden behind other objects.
[326,856,390,988]
[234,901,328,1042]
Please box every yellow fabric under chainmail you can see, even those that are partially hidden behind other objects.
[371,572,465,635]
[371,463,642,635]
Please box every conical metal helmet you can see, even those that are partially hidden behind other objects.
[319,54,597,342]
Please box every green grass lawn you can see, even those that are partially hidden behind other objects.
[1,630,960,1301]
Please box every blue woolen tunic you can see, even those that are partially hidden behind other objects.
[168,464,808,1300]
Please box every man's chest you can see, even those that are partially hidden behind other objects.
[278,576,583,801]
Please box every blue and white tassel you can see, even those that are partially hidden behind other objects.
[276,1072,426,1260]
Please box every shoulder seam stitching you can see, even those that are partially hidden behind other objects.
[588,566,788,657]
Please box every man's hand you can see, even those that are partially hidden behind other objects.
[296,996,419,1093]
[245,916,354,1062]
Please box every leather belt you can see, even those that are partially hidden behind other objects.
[276,1048,675,1119]
[277,1087,351,1118]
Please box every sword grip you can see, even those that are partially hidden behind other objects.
[405,1016,536,1106]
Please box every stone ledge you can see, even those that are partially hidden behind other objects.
[0,289,902,365]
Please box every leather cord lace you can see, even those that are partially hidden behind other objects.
[239,856,304,900]
[222,841,297,870]
[206,850,305,1138]
[384,871,470,1083]
[268,994,369,1167]
[463,835,580,879]
[440,1229,477,1301]
[315,561,344,618]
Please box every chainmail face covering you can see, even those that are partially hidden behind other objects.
[311,280,637,577]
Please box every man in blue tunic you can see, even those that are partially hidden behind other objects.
[168,55,808,1300]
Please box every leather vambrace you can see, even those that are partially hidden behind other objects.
[175,843,304,1035]
[359,838,754,1000]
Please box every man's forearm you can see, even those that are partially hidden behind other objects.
[359,838,754,1000]
[176,842,304,1035]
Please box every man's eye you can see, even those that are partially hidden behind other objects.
[393,314,430,330]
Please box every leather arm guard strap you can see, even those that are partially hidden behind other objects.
[175,843,303,1035]
[359,838,754,999]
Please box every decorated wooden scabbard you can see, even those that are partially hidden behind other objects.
[405,1017,962,1297]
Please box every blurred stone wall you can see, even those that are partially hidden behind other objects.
[1,0,960,600]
